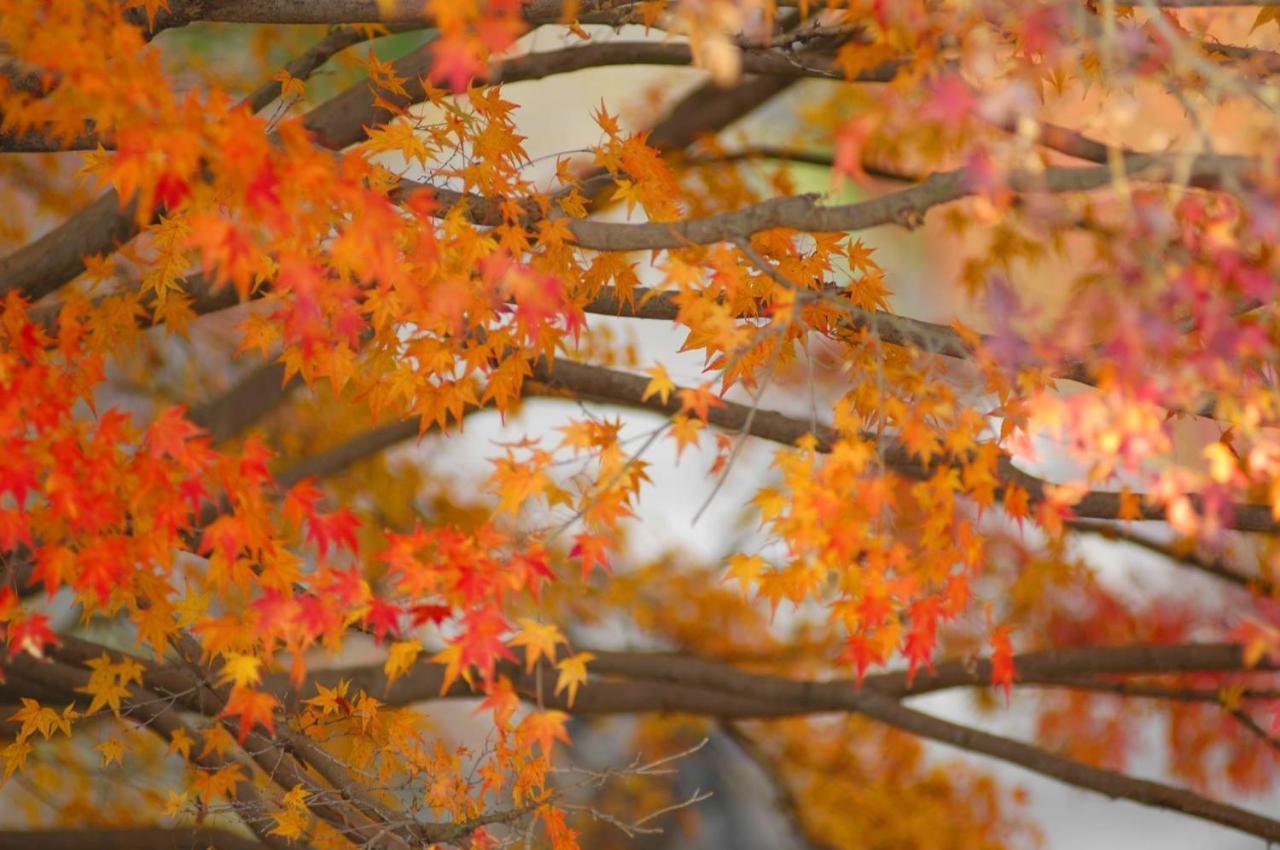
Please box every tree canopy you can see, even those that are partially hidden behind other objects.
[3,1,1280,848]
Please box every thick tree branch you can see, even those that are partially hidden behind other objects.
[0,828,267,850]
[533,357,1280,531]
[19,632,1280,844]
[1,25,408,154]
[399,150,1252,257]
[283,639,1280,843]
[187,360,293,445]
[8,648,422,850]
[0,24,407,301]
[2,662,297,850]
[847,687,1280,843]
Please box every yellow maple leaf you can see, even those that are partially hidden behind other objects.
[270,784,312,839]
[669,415,704,458]
[167,727,194,761]
[554,652,594,707]
[164,789,188,817]
[218,653,263,689]
[1253,8,1280,33]
[385,640,423,685]
[2,739,32,784]
[509,619,566,672]
[724,553,766,594]
[305,680,351,716]
[642,364,676,405]
[97,738,125,767]
[271,69,307,101]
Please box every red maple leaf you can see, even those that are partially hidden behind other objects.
[307,508,362,559]
[990,624,1016,704]
[363,598,403,644]
[430,34,485,93]
[221,687,280,742]
[569,533,611,582]
[7,613,58,659]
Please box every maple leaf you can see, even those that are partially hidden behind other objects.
[271,69,307,101]
[554,652,593,707]
[677,383,725,422]
[126,0,171,29]
[518,709,570,754]
[723,553,766,595]
[305,680,352,717]
[569,533,611,581]
[221,687,281,743]
[478,675,520,728]
[307,507,362,559]
[218,653,263,689]
[432,643,470,695]
[510,619,566,672]
[192,764,245,804]
[922,74,977,124]
[642,365,676,405]
[430,34,485,92]
[1253,7,1280,33]
[385,640,423,685]
[10,699,79,742]
[364,598,403,644]
[669,415,704,458]
[167,727,194,760]
[269,784,312,840]
[96,738,125,767]
[989,624,1016,704]
[7,614,58,660]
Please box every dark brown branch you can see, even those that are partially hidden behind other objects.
[1067,519,1275,595]
[187,360,293,445]
[0,25,404,299]
[11,647,422,850]
[304,39,895,151]
[1202,41,1280,75]
[848,687,1280,843]
[532,357,1280,531]
[135,0,1280,27]
[21,633,1280,844]
[0,828,267,850]
[277,642,1280,719]
[147,0,581,27]
[410,153,1252,253]
[1036,678,1280,704]
[718,723,842,850]
[282,639,1280,843]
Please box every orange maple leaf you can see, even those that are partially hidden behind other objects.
[221,687,280,743]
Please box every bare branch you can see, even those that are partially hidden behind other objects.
[0,828,267,850]
[1068,519,1275,595]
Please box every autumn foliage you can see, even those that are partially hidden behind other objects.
[5,1,1280,849]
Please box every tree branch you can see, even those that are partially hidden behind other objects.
[532,357,1280,531]
[20,632,1280,844]
[0,24,409,301]
[281,639,1280,843]
[1067,519,1275,595]
[0,828,267,850]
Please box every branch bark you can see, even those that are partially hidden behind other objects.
[531,357,1280,531]
[16,632,1280,846]
[0,828,267,850]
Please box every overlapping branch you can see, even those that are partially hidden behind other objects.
[528,356,1280,531]
[0,828,267,850]
[12,633,1280,843]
